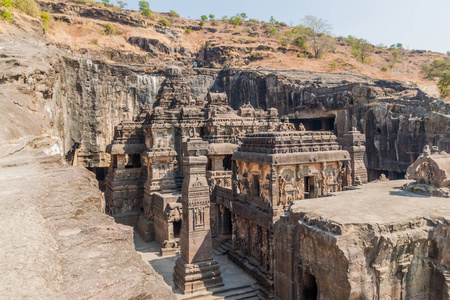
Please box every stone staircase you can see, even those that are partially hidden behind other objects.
[213,240,232,256]
[180,283,263,300]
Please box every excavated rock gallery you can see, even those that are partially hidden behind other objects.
[0,1,449,300]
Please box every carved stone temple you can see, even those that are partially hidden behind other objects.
[104,66,450,299]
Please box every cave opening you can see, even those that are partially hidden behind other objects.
[290,117,335,131]
[367,169,406,182]
[302,272,318,300]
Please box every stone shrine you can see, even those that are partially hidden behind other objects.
[404,145,450,197]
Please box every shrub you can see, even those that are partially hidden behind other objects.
[12,0,41,18]
[185,26,191,34]
[200,15,207,21]
[292,36,308,51]
[331,61,338,68]
[169,10,179,17]
[229,16,242,27]
[199,20,204,27]
[41,12,52,31]
[102,23,116,35]
[138,0,151,17]
[208,14,214,19]
[91,38,98,44]
[1,9,13,22]
[297,53,301,58]
[0,0,13,22]
[158,18,169,26]
[447,51,450,56]
[381,66,388,71]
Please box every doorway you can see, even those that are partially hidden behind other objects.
[303,176,315,199]
[302,272,318,300]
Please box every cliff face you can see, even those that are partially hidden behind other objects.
[59,63,449,178]
[0,20,174,299]
[214,69,450,178]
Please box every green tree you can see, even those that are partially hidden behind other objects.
[269,16,276,23]
[422,60,450,97]
[116,0,127,8]
[240,12,247,19]
[302,15,334,59]
[229,16,242,27]
[200,15,207,21]
[350,38,373,63]
[138,0,151,17]
[101,0,110,6]
[447,51,450,56]
[208,14,214,19]
[221,15,228,21]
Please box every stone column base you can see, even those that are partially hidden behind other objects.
[173,258,223,294]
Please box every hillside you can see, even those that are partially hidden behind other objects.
[12,0,447,99]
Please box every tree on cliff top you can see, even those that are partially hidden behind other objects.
[302,15,334,59]
[138,0,151,17]
[422,60,450,97]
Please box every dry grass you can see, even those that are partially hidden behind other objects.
[40,0,448,98]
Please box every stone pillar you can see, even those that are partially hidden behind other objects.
[340,128,368,184]
[173,138,223,294]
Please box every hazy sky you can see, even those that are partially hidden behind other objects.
[122,0,450,53]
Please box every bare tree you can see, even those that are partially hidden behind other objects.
[303,15,334,58]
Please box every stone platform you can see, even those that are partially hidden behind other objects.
[274,179,450,299]
[134,233,263,299]
[290,179,450,224]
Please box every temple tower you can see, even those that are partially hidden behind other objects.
[340,127,368,184]
[173,137,223,294]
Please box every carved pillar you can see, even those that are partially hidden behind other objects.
[340,128,368,184]
[173,138,223,294]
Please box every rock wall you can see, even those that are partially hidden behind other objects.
[57,60,218,167]
[0,20,174,299]
[57,62,450,178]
[274,213,450,300]
[213,69,450,177]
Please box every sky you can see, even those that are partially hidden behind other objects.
[122,0,450,54]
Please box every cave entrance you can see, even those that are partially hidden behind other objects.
[302,272,318,300]
[367,169,406,182]
[291,117,335,131]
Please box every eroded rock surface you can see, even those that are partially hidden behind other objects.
[0,20,174,300]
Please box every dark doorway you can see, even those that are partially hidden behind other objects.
[303,176,315,199]
[173,221,181,238]
[291,117,335,131]
[222,207,232,235]
[223,155,232,171]
[302,272,318,300]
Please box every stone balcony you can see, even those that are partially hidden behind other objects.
[206,170,232,190]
